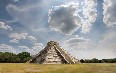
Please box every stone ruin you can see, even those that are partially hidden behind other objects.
[28,41,80,64]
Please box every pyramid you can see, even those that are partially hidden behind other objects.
[28,41,80,64]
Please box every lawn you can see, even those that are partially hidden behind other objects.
[0,63,116,73]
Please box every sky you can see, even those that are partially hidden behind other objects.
[0,0,116,59]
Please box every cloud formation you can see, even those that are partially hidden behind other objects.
[0,21,12,30]
[100,29,116,50]
[48,2,81,35]
[9,33,36,43]
[64,35,89,49]
[85,29,116,59]
[81,0,97,33]
[103,0,116,27]
[18,46,30,50]
[27,36,36,41]
[6,3,47,30]
[0,44,16,53]
[18,42,44,55]
[63,33,116,59]
[48,0,98,34]
[31,43,44,54]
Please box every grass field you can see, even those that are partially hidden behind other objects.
[0,63,116,73]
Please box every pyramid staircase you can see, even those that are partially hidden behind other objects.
[28,41,79,64]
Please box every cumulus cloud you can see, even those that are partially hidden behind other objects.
[0,21,12,30]
[9,33,27,43]
[0,44,13,49]
[32,43,43,50]
[81,0,97,33]
[103,0,116,27]
[9,33,36,43]
[9,39,19,43]
[100,29,116,50]
[18,43,44,55]
[6,1,48,29]
[64,35,89,49]
[63,33,116,59]
[0,44,16,53]
[31,43,44,54]
[48,0,98,34]
[63,35,93,59]
[27,36,36,41]
[18,46,32,54]
[48,2,81,35]
[84,29,116,59]
[18,46,30,50]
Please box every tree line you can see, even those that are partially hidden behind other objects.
[0,52,116,63]
[80,58,116,63]
[0,52,32,63]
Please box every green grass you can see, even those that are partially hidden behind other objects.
[0,63,116,73]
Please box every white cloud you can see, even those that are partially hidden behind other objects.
[85,30,116,59]
[48,0,98,34]
[0,44,13,49]
[9,39,19,43]
[32,43,43,50]
[98,0,116,57]
[0,44,16,53]
[9,33,28,40]
[0,21,12,30]
[18,46,30,50]
[63,33,116,59]
[64,35,89,49]
[100,29,116,50]
[103,0,116,27]
[81,0,97,33]
[18,46,32,53]
[48,2,81,35]
[27,36,36,41]
[93,0,116,59]
[63,35,92,59]
[6,2,48,30]
[9,33,36,43]
[9,33,27,43]
[18,43,44,55]
[32,43,44,54]
[6,0,98,35]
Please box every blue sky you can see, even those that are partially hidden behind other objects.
[0,0,116,59]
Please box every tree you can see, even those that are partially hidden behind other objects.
[80,59,85,63]
[0,52,32,63]
[91,58,99,63]
[17,52,32,63]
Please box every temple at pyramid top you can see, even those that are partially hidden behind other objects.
[47,41,59,46]
[28,41,80,64]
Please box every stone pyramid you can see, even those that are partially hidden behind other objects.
[28,41,79,64]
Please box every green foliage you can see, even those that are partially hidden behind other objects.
[0,52,32,63]
[17,52,31,63]
[80,59,85,63]
[91,58,99,63]
[80,58,116,63]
